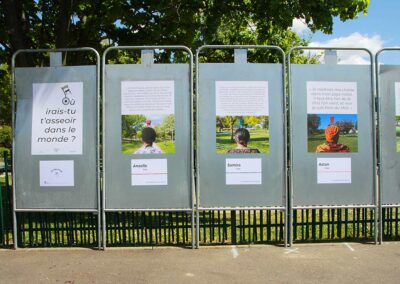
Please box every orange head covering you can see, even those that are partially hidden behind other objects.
[325,125,339,142]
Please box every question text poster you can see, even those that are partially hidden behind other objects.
[31,82,83,155]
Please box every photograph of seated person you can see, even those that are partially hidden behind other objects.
[226,128,260,154]
[134,127,164,154]
[315,125,350,153]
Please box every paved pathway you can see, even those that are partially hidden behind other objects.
[0,242,399,283]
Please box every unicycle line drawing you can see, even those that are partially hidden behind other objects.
[61,85,75,105]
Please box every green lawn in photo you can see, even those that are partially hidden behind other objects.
[396,126,400,152]
[216,128,269,154]
[308,133,358,152]
[122,140,175,154]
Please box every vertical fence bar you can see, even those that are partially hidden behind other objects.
[11,51,18,249]
[0,153,4,245]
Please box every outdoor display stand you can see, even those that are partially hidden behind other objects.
[288,47,377,245]
[196,45,287,247]
[376,48,400,243]
[12,48,101,249]
[102,46,194,248]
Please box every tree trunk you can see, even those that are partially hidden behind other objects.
[2,0,32,66]
[55,0,73,48]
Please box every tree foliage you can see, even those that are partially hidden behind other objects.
[0,0,370,65]
[0,125,12,148]
[0,0,370,132]
[308,114,321,135]
[0,63,12,125]
[155,114,175,140]
[121,114,146,139]
[216,116,225,132]
[336,120,355,134]
[222,116,238,142]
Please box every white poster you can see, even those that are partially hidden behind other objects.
[39,160,75,187]
[31,82,83,155]
[216,81,268,116]
[317,158,351,184]
[131,159,168,186]
[215,81,270,154]
[395,82,400,115]
[307,81,357,114]
[226,158,262,185]
[307,81,358,153]
[121,81,174,115]
[121,81,176,155]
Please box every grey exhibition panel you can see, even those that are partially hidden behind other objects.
[290,64,374,207]
[104,64,191,210]
[378,65,400,205]
[198,63,285,208]
[14,66,97,209]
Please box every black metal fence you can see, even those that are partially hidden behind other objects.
[0,151,12,247]
[1,151,399,248]
[292,208,375,242]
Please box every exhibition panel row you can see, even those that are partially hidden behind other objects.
[9,46,400,248]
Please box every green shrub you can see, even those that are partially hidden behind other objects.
[0,147,10,157]
[0,125,12,148]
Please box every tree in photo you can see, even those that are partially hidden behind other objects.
[308,114,321,135]
[156,115,175,141]
[262,116,269,130]
[216,116,225,132]
[244,116,260,127]
[396,116,400,126]
[223,116,238,142]
[243,116,268,130]
[335,120,355,134]
[121,114,146,140]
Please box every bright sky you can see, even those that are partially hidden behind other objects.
[317,114,358,130]
[292,0,400,64]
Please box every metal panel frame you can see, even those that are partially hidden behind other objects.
[375,48,400,244]
[195,45,288,248]
[288,47,377,246]
[102,46,195,249]
[11,48,101,249]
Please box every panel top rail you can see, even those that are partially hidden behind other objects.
[375,48,400,98]
[196,45,285,64]
[12,47,100,69]
[103,45,193,65]
[376,47,400,57]
[288,46,373,64]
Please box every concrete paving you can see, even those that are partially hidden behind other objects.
[0,242,399,283]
